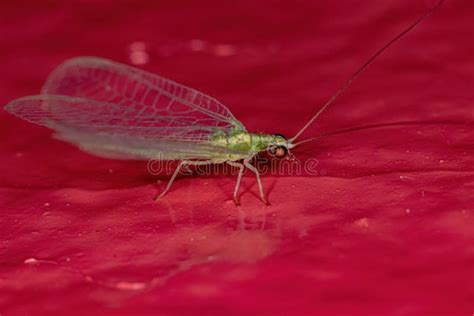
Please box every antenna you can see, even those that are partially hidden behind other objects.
[292,120,458,147]
[288,0,444,143]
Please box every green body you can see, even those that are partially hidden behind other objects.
[209,129,286,161]
[54,127,286,162]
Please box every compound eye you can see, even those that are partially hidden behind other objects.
[268,144,288,158]
[268,145,278,155]
[274,146,287,158]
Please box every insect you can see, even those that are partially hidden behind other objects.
[4,1,443,205]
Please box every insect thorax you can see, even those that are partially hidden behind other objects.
[210,129,280,153]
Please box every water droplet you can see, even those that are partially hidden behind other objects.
[128,41,150,65]
[213,44,236,57]
[189,39,206,51]
[115,281,147,290]
[399,175,415,182]
[24,258,39,264]
[354,217,369,228]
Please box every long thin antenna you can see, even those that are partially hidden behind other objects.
[288,0,444,143]
[292,119,462,147]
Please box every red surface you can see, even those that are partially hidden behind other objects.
[1,1,473,315]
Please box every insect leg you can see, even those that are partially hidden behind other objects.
[154,160,213,200]
[154,160,187,200]
[226,161,245,206]
[243,158,269,205]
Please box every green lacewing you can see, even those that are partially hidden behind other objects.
[4,1,443,205]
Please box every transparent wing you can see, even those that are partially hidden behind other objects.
[38,56,245,140]
[5,95,249,160]
[53,123,248,161]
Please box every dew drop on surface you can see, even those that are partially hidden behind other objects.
[24,258,39,264]
[128,41,150,65]
[44,202,50,207]
[406,208,411,214]
[213,44,236,57]
[354,217,369,228]
[115,281,147,291]
[399,175,415,182]
[189,39,206,52]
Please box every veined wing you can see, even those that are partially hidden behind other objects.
[39,56,245,140]
[5,95,250,160]
[53,123,249,161]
